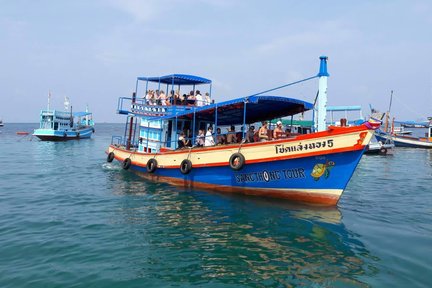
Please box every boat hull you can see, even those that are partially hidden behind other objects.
[375,132,432,148]
[107,125,374,205]
[33,127,94,141]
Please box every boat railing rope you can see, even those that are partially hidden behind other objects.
[249,75,318,97]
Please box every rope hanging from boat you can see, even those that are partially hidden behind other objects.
[249,75,318,97]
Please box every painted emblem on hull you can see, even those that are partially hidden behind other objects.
[311,160,335,181]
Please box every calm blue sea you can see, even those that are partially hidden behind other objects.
[0,123,431,287]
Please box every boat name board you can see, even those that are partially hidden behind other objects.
[235,168,306,183]
[275,139,334,154]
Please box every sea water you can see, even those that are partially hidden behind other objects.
[0,124,431,287]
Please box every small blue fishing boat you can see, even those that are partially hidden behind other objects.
[105,57,381,205]
[33,96,94,141]
[375,120,432,148]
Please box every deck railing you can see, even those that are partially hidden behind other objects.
[117,97,193,118]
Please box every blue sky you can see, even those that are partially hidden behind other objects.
[1,0,431,123]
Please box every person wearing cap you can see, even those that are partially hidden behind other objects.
[258,121,269,141]
[273,121,284,139]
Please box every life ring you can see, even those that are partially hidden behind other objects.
[180,159,192,175]
[146,158,158,173]
[122,158,132,170]
[379,147,387,154]
[107,152,115,162]
[229,152,245,171]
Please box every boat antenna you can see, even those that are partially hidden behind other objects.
[47,90,51,111]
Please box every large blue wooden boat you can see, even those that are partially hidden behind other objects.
[105,57,381,205]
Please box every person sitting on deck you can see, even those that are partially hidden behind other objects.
[195,129,205,147]
[245,126,255,143]
[216,127,226,145]
[205,126,215,146]
[178,132,187,149]
[173,91,181,105]
[258,121,269,142]
[226,125,237,144]
[273,121,284,139]
[180,94,187,105]
[145,90,152,104]
[159,90,167,106]
[187,91,196,105]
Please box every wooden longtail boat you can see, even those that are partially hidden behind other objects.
[106,57,381,205]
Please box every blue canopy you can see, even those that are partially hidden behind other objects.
[73,112,92,117]
[137,74,212,85]
[160,95,313,126]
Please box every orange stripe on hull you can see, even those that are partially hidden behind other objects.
[134,172,340,206]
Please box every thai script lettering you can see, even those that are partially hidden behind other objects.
[275,139,334,154]
[235,168,305,183]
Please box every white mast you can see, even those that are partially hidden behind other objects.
[47,90,51,111]
[316,56,329,132]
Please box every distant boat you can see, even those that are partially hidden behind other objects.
[33,95,95,141]
[375,118,432,148]
[364,139,394,155]
[16,131,30,135]
[0,119,4,127]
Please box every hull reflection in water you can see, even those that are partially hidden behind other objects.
[111,176,378,286]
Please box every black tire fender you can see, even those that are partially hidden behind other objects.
[229,152,245,171]
[146,158,158,173]
[122,158,132,170]
[107,152,115,163]
[379,147,387,154]
[180,159,192,175]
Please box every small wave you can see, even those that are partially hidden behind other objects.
[101,163,121,171]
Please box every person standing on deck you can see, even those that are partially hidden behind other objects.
[204,92,211,105]
[205,126,215,146]
[195,90,203,107]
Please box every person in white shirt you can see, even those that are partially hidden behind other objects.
[204,92,211,105]
[205,126,215,146]
[195,90,203,107]
[195,129,205,147]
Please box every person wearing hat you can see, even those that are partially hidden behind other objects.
[258,121,269,141]
[273,120,284,139]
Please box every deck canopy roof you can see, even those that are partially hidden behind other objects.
[137,74,212,85]
[73,112,92,117]
[161,95,313,126]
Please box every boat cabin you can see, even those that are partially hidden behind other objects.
[39,110,93,132]
[114,74,313,154]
